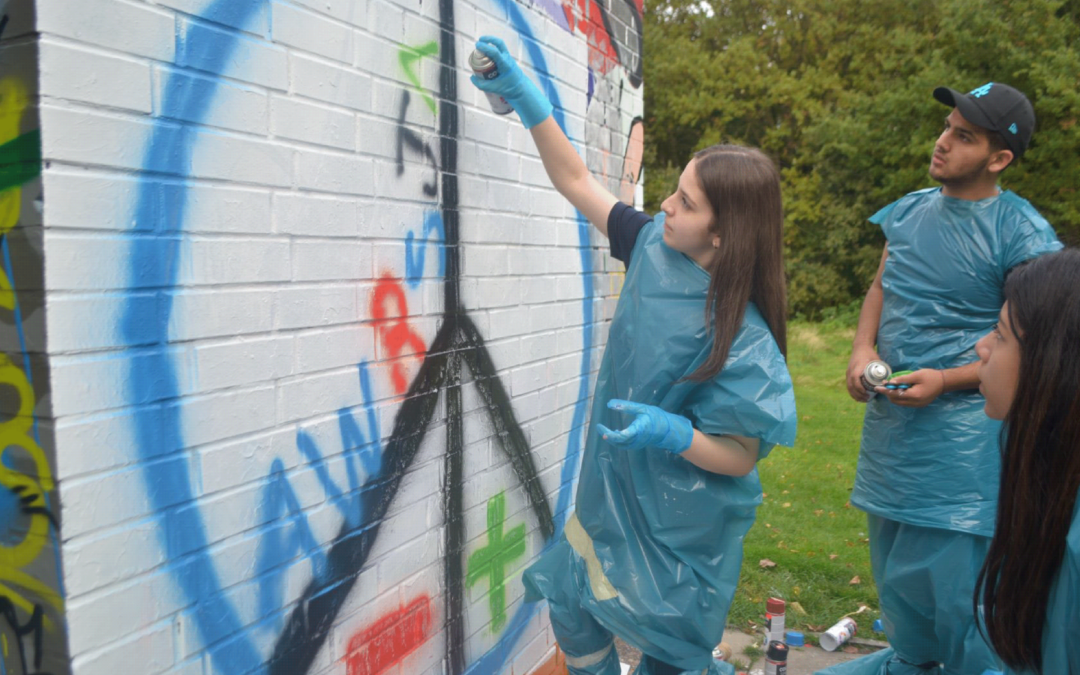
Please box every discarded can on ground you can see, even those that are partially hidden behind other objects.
[765,597,786,644]
[861,360,892,392]
[764,640,788,675]
[712,641,732,662]
[468,49,514,115]
[819,617,858,652]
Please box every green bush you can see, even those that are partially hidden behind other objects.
[644,0,1080,318]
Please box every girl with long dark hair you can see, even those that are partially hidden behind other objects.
[975,248,1080,674]
[470,36,796,675]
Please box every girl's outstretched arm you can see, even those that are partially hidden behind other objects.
[528,117,618,237]
[471,36,617,237]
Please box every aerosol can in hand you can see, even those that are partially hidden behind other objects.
[469,49,514,115]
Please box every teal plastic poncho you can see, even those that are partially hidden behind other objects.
[851,188,1061,536]
[523,215,797,674]
[820,188,1061,675]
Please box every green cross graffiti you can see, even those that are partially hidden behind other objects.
[465,491,526,632]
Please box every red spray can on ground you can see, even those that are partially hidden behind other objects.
[765,597,786,644]
[764,640,788,675]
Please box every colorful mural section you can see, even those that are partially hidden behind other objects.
[0,2,68,674]
[28,0,643,673]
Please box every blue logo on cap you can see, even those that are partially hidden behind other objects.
[1008,122,1018,134]
[970,83,994,98]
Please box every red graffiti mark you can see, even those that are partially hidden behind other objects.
[563,0,619,75]
[345,595,434,675]
[371,274,427,395]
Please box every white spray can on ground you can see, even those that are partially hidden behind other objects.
[819,617,858,651]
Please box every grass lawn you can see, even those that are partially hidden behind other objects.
[727,320,881,636]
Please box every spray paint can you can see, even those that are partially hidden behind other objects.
[468,49,514,115]
[861,360,892,393]
[819,617,858,651]
[711,642,732,662]
[764,640,788,675]
[765,597,786,644]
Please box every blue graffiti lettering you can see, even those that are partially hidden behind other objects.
[405,211,446,289]
[257,361,382,630]
[295,362,382,528]
[255,457,328,625]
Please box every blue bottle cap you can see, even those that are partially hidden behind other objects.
[784,630,804,647]
[872,618,884,632]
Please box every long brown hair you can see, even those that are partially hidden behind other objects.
[687,144,787,381]
[976,248,1080,672]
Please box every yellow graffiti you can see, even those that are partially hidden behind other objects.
[0,77,30,310]
[0,352,61,622]
[0,267,12,312]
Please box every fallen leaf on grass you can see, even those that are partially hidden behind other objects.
[782,502,792,508]
[759,559,777,569]
[789,602,807,615]
[829,554,839,560]
[849,575,861,585]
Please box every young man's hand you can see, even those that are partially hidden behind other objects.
[846,347,881,403]
[875,368,945,408]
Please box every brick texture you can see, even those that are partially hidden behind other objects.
[5,0,644,673]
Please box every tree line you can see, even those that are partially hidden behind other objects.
[643,0,1080,317]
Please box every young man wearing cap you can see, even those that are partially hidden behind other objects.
[823,84,1062,675]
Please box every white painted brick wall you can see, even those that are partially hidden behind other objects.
[21,0,645,674]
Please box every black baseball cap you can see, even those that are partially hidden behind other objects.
[933,82,1035,159]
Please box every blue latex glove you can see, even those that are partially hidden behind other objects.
[596,399,695,454]
[470,35,553,129]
